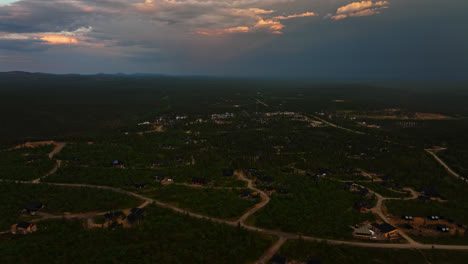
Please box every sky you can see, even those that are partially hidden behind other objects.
[0,0,467,79]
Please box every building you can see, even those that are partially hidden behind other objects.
[371,223,398,238]
[12,222,37,234]
[127,208,145,226]
[353,224,376,240]
[23,201,44,216]
[222,169,234,177]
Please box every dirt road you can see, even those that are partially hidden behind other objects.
[425,148,464,180]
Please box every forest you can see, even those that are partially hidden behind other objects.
[0,205,273,264]
[0,182,141,230]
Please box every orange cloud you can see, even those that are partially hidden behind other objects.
[195,26,250,36]
[40,35,79,45]
[331,1,389,20]
[254,19,285,34]
[275,12,317,20]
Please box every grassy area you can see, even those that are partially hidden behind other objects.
[140,184,259,219]
[249,175,376,239]
[0,205,273,264]
[0,182,141,230]
[276,239,468,264]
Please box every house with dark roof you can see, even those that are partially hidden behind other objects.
[104,211,125,220]
[371,222,398,238]
[153,174,164,181]
[307,257,322,264]
[12,222,37,234]
[113,160,124,166]
[127,208,145,226]
[134,182,148,189]
[192,177,209,185]
[270,254,287,264]
[23,201,43,215]
[222,169,234,177]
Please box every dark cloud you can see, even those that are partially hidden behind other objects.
[0,0,466,80]
[0,38,48,51]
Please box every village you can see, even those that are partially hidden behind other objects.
[1,103,468,264]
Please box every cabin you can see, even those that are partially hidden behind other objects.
[239,189,252,198]
[112,160,124,167]
[134,182,148,189]
[127,208,145,226]
[276,187,290,194]
[153,174,164,181]
[418,195,430,201]
[192,177,209,185]
[104,211,124,220]
[307,257,322,264]
[222,169,234,177]
[257,175,274,184]
[270,254,287,264]
[354,201,371,212]
[344,182,354,190]
[404,223,414,229]
[12,222,37,235]
[371,222,398,238]
[23,201,44,215]
[359,187,369,196]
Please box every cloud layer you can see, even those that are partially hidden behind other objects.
[328,1,389,20]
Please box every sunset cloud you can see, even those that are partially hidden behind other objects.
[0,27,92,48]
[329,1,389,20]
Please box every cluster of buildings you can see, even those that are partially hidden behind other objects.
[11,201,44,235]
[353,222,398,240]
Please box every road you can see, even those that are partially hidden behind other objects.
[32,142,66,183]
[425,148,464,180]
[236,171,270,225]
[2,141,468,264]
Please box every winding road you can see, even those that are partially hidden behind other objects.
[2,140,468,264]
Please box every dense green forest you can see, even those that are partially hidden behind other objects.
[140,185,259,219]
[249,175,376,239]
[1,73,468,262]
